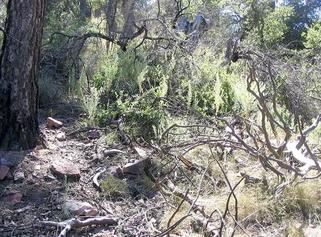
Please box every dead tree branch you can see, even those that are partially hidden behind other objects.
[41,216,118,237]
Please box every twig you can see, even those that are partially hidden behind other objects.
[209,146,244,237]
[166,189,190,234]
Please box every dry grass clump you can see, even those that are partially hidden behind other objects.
[237,188,272,224]
[281,179,321,218]
[237,179,321,228]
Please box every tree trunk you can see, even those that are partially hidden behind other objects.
[79,0,91,21]
[0,0,45,150]
[119,0,136,46]
[105,0,118,39]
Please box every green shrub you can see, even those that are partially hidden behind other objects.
[100,175,129,198]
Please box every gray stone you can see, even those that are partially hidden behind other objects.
[64,200,98,216]
[122,158,151,175]
[56,132,66,141]
[14,171,25,183]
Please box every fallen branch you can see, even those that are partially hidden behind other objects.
[41,216,118,237]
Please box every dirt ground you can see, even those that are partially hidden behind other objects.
[0,104,165,237]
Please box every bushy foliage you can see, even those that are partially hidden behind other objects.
[41,0,321,142]
[303,22,321,53]
[263,6,293,45]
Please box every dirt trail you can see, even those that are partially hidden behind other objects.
[0,105,164,237]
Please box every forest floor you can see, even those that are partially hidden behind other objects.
[0,102,166,237]
[1,102,321,237]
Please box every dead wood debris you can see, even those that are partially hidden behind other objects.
[41,216,118,237]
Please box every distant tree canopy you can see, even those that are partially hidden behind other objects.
[283,0,321,48]
[1,0,321,149]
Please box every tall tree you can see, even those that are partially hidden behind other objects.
[79,0,91,21]
[0,0,45,150]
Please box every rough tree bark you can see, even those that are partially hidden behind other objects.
[119,0,136,45]
[105,0,118,39]
[0,0,45,150]
[79,0,91,21]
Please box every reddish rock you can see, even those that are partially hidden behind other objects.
[0,165,10,180]
[64,200,98,216]
[122,158,151,175]
[46,117,63,129]
[5,192,23,205]
[50,161,81,181]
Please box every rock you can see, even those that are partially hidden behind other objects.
[56,132,66,141]
[122,158,152,175]
[64,200,98,216]
[46,117,63,129]
[50,161,81,181]
[109,166,123,178]
[0,165,10,180]
[14,171,25,183]
[4,192,23,205]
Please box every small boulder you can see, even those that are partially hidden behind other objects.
[0,165,10,180]
[122,158,152,175]
[14,171,25,183]
[47,117,63,129]
[64,200,98,216]
[56,132,66,141]
[4,192,23,205]
[50,161,81,181]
